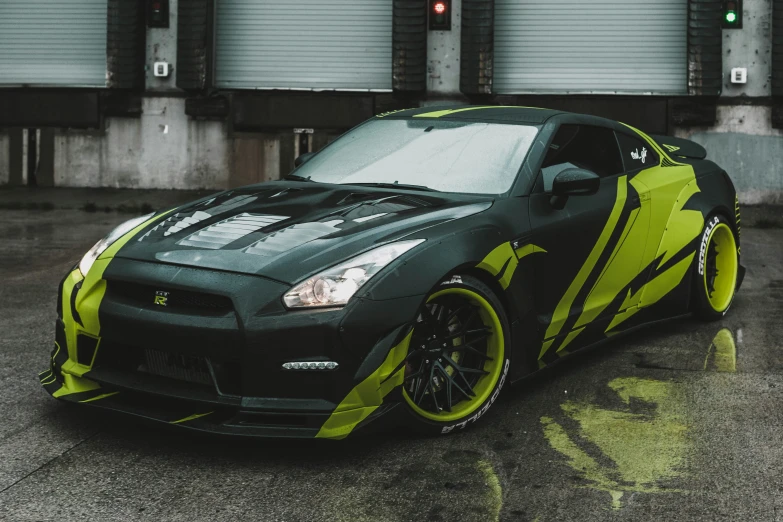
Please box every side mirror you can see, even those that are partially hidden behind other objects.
[550,168,600,209]
[294,152,315,167]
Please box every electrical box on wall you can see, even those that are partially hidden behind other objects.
[429,0,451,31]
[147,0,170,28]
[153,62,170,78]
[730,68,747,84]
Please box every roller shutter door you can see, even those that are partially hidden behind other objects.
[0,0,107,87]
[494,0,687,94]
[216,0,393,90]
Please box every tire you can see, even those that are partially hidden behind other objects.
[400,274,511,435]
[692,214,740,321]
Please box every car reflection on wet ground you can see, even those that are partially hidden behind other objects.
[1,209,782,521]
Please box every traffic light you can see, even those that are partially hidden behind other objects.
[722,0,742,29]
[429,0,451,31]
[147,0,170,28]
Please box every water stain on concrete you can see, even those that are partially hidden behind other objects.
[703,328,737,372]
[541,377,688,509]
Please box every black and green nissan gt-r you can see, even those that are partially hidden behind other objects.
[41,106,744,439]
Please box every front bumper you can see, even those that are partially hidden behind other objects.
[42,258,423,439]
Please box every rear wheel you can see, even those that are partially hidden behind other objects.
[693,214,739,320]
[400,275,511,434]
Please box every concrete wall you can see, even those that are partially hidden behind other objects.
[0,133,8,185]
[54,98,231,189]
[674,0,782,204]
[676,106,783,204]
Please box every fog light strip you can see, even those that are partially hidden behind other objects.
[282,361,339,371]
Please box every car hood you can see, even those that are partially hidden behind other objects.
[115,182,492,284]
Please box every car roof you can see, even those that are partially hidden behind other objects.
[375,105,570,125]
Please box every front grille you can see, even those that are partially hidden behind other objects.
[92,342,243,395]
[140,349,212,386]
[108,281,233,314]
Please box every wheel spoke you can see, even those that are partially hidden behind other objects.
[428,365,441,412]
[446,326,491,341]
[412,360,427,404]
[442,356,477,397]
[452,344,494,361]
[442,367,473,402]
[460,333,491,347]
[436,364,453,412]
[441,354,479,398]
[446,304,472,323]
[460,367,490,376]
[455,370,476,397]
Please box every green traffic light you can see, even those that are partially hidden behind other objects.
[725,11,737,23]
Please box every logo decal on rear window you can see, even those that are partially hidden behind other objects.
[630,147,648,164]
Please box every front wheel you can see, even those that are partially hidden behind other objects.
[400,275,511,435]
[693,214,739,321]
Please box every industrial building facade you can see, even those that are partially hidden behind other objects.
[0,0,781,203]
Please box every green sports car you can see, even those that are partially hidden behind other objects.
[41,106,744,439]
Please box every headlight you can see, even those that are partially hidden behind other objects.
[283,239,425,308]
[78,213,154,277]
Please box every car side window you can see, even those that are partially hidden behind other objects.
[616,132,660,172]
[539,124,624,191]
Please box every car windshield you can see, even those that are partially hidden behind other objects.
[293,119,540,194]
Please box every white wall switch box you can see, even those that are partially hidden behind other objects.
[730,68,747,84]
[153,62,170,78]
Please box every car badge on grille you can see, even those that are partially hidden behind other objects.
[154,290,170,306]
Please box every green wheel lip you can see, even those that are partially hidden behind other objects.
[403,287,505,423]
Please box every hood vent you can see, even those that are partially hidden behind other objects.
[337,192,379,205]
[177,213,289,250]
[138,193,267,243]
[244,221,342,257]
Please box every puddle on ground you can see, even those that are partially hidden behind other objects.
[703,328,737,372]
[541,377,688,510]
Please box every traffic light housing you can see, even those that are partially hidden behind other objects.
[147,0,170,28]
[429,0,451,31]
[722,0,742,29]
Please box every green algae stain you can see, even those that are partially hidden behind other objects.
[541,377,688,509]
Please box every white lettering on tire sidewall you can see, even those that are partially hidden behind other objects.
[440,358,510,434]
[698,216,720,277]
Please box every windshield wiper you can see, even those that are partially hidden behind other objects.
[284,174,314,182]
[344,182,439,192]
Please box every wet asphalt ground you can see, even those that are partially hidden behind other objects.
[1,208,782,522]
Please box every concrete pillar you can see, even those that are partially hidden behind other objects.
[8,128,23,186]
[427,0,462,96]
[0,132,9,185]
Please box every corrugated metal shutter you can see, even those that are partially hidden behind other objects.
[216,0,393,91]
[0,0,107,87]
[494,0,687,94]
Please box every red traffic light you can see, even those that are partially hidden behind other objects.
[429,0,451,30]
